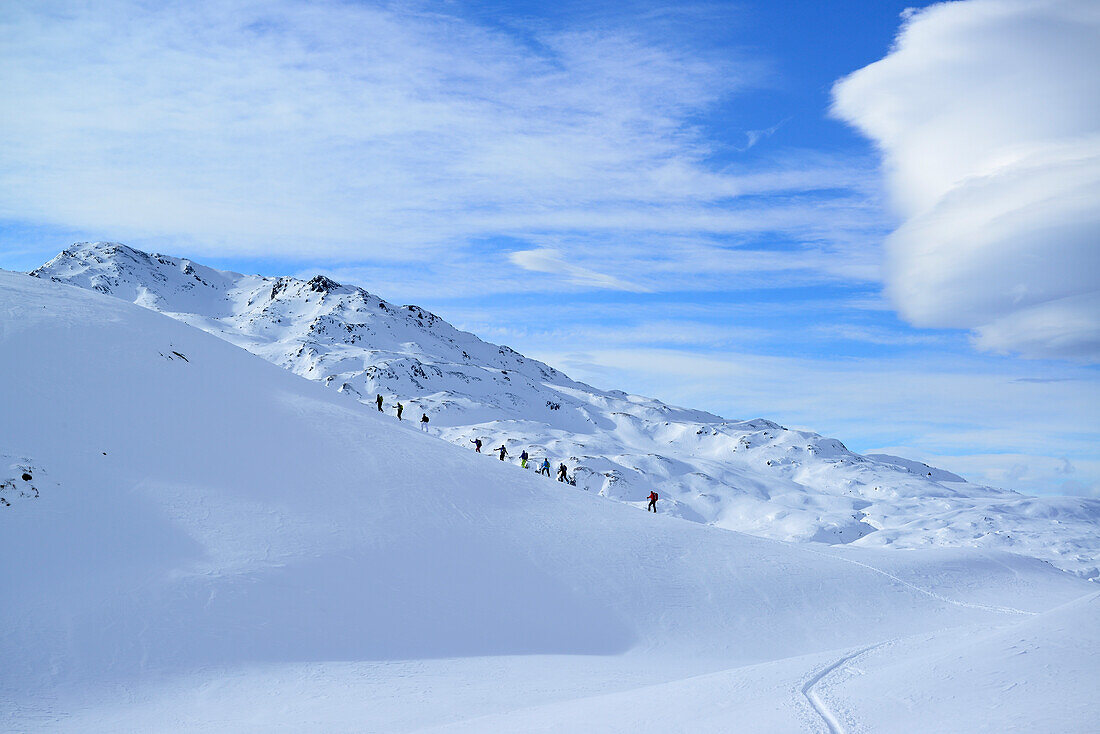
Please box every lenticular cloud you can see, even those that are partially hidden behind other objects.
[832,0,1100,361]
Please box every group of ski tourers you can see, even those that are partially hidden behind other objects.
[377,393,431,432]
[469,439,579,486]
[376,394,659,511]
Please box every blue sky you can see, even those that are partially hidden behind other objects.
[1,0,1097,496]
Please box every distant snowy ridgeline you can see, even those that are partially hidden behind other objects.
[32,242,1100,579]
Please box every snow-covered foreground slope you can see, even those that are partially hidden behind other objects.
[2,270,1098,732]
[32,242,1100,580]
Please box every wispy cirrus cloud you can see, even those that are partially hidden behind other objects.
[0,0,737,253]
[509,248,649,293]
[734,118,790,152]
[810,323,947,347]
[0,0,882,293]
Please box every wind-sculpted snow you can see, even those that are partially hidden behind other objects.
[32,241,1100,579]
[1,269,1098,732]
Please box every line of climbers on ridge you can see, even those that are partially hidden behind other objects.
[375,394,659,511]
[472,440,578,487]
[376,393,430,432]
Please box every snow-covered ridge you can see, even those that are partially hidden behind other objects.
[32,241,1100,579]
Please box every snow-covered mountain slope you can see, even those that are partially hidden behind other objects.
[31,241,1100,580]
[2,269,1098,732]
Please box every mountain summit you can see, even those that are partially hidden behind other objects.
[32,241,1100,578]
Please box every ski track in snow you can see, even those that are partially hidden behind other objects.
[800,545,1038,616]
[801,644,884,734]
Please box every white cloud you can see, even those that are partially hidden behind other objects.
[832,0,1100,361]
[973,291,1100,359]
[509,248,649,292]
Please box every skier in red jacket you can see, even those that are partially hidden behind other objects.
[647,491,658,512]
